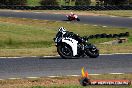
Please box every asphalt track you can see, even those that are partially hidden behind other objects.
[0,10,132,28]
[0,54,132,79]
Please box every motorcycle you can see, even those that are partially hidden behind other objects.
[53,27,99,59]
[66,14,80,21]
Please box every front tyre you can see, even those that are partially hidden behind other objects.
[76,18,80,21]
[57,43,73,59]
[86,45,99,58]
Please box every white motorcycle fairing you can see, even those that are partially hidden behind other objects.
[62,37,78,56]
[74,15,78,18]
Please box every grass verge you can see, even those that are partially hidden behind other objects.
[0,17,132,56]
[27,0,40,6]
[26,0,96,6]
[0,74,132,88]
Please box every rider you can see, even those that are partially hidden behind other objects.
[58,27,67,34]
[70,12,76,18]
[58,27,83,42]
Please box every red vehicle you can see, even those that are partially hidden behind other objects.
[66,14,80,21]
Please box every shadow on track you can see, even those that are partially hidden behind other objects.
[62,19,70,21]
[39,56,93,60]
[39,56,61,59]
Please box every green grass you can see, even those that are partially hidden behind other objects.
[0,17,132,56]
[26,0,95,6]
[27,0,41,6]
[26,0,71,6]
[0,22,54,48]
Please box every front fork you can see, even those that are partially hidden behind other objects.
[77,43,85,57]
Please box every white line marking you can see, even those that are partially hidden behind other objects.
[89,74,101,75]
[0,57,22,59]
[113,53,132,55]
[7,57,22,58]
[109,73,124,75]
[110,16,118,17]
[102,26,107,28]
[8,17,14,18]
[0,53,132,59]
[34,12,43,14]
[48,76,61,78]
[93,25,98,26]
[100,53,132,55]
[26,77,40,79]
[22,18,27,19]
[33,19,39,20]
[67,75,80,77]
[8,78,21,80]
[0,73,128,80]
[43,56,59,57]
[0,57,7,58]
[100,54,114,55]
[13,10,22,12]
[128,17,132,19]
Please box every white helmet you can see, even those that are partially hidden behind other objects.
[58,27,67,34]
[71,12,73,15]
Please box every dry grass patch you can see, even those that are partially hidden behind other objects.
[0,77,80,88]
[0,46,57,57]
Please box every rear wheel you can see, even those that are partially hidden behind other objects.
[68,17,72,21]
[57,43,73,59]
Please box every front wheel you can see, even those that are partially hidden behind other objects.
[57,43,73,59]
[76,18,80,21]
[86,44,99,58]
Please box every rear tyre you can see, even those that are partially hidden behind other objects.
[68,17,72,21]
[57,43,73,59]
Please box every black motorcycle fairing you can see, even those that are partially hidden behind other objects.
[63,31,84,43]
